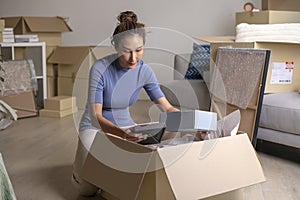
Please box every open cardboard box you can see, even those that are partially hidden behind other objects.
[47,46,115,108]
[80,131,265,200]
[1,16,72,46]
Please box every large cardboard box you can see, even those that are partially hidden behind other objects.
[235,10,300,25]
[0,91,37,119]
[80,132,265,200]
[197,36,300,94]
[48,46,115,79]
[1,16,72,46]
[262,0,300,11]
[47,46,115,107]
[196,36,300,143]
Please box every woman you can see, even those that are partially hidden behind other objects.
[72,11,179,196]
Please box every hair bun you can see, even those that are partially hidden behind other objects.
[118,11,138,23]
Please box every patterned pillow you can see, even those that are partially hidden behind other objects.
[184,43,210,79]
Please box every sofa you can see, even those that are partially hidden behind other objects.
[159,53,211,111]
[257,92,300,151]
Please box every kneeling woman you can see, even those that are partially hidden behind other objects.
[72,10,179,196]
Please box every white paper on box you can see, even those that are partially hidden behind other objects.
[270,62,293,84]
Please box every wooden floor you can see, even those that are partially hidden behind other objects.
[0,100,299,200]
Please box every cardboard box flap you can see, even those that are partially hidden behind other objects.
[91,46,116,60]
[24,16,72,32]
[1,16,72,33]
[1,17,20,30]
[82,132,156,200]
[157,134,265,199]
[47,46,92,65]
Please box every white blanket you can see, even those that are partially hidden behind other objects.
[235,23,300,43]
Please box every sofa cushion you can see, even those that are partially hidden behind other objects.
[259,92,300,135]
[160,80,210,110]
[184,43,210,80]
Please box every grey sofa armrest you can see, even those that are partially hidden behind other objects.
[174,54,191,80]
[160,80,210,111]
[160,53,211,110]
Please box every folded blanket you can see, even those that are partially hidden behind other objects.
[235,23,300,43]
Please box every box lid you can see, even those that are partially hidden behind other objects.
[1,16,72,33]
[47,46,93,65]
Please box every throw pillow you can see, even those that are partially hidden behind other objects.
[184,43,210,79]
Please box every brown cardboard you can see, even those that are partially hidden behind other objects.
[255,42,300,93]
[1,16,72,46]
[57,77,88,109]
[235,10,300,25]
[262,0,300,11]
[48,46,115,79]
[0,19,4,32]
[47,77,57,97]
[81,133,265,200]
[196,37,300,94]
[0,91,37,118]
[39,106,78,118]
[57,77,73,96]
[47,46,115,105]
[44,95,76,110]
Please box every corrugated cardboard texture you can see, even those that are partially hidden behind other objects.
[211,47,266,109]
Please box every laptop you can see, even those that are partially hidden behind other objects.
[130,122,166,145]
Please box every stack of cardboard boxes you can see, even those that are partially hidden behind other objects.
[39,96,77,118]
[0,16,76,118]
[47,45,115,109]
[195,1,300,142]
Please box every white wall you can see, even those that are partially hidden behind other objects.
[0,0,261,98]
[0,0,260,46]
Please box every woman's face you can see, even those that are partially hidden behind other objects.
[116,34,144,69]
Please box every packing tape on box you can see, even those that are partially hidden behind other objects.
[243,2,254,12]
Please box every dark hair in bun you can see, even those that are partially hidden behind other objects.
[111,11,146,47]
[118,11,138,23]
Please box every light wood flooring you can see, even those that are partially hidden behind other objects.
[0,100,299,200]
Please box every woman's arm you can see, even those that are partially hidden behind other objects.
[89,103,141,142]
[154,97,179,112]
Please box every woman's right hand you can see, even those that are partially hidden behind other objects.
[122,129,147,142]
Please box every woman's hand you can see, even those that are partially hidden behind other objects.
[122,128,147,142]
